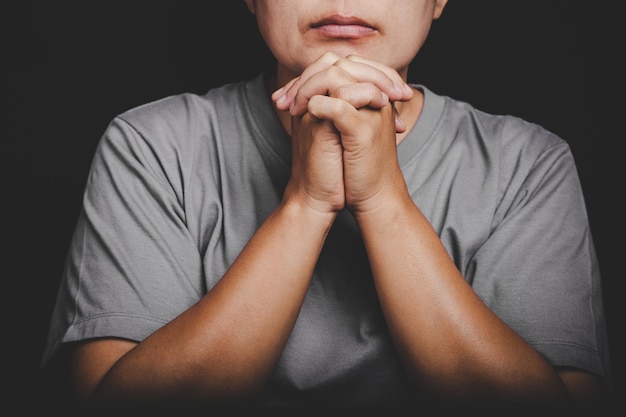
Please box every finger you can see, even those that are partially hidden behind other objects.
[306,95,359,132]
[272,77,299,108]
[289,65,360,116]
[273,52,342,111]
[333,83,390,110]
[334,56,412,102]
[276,53,412,112]
[393,104,406,133]
[395,115,406,133]
[345,55,414,102]
[290,59,407,116]
[308,95,405,135]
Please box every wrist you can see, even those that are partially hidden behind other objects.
[279,192,339,230]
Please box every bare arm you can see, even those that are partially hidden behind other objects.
[356,183,607,404]
[69,53,410,403]
[284,54,605,404]
[71,196,336,403]
[355,192,568,402]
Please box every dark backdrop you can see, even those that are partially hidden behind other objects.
[4,1,623,408]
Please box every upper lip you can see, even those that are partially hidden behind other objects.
[311,14,375,29]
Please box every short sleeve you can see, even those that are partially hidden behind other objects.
[42,115,205,366]
[468,139,608,376]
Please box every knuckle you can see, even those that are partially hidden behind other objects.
[335,99,353,119]
[326,65,346,80]
[321,51,340,64]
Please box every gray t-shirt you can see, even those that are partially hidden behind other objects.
[42,72,610,406]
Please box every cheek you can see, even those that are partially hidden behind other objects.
[255,10,297,54]
[386,15,434,60]
[256,17,318,74]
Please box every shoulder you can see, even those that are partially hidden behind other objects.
[435,89,568,156]
[120,93,211,125]
[118,73,266,121]
[115,82,243,137]
[417,87,573,180]
[417,87,578,202]
[96,77,262,155]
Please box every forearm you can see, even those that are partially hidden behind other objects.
[355,194,568,402]
[95,199,336,403]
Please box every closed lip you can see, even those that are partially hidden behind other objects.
[310,14,377,39]
[311,14,376,30]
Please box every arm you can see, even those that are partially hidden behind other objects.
[355,190,569,402]
[282,54,605,404]
[72,198,336,403]
[355,174,605,404]
[70,56,410,403]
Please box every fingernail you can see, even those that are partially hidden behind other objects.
[276,93,287,106]
[393,82,405,96]
[396,114,406,131]
[272,86,285,98]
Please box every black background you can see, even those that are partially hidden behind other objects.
[3,1,624,408]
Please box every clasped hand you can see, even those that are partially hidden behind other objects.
[272,52,414,215]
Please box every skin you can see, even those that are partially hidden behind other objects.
[69,0,605,405]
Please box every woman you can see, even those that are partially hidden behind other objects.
[42,0,610,408]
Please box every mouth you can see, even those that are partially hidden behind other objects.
[311,15,377,39]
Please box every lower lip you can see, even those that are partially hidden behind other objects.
[314,24,375,39]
